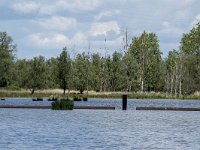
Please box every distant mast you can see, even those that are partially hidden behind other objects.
[104,36,107,58]
[123,27,129,52]
[125,27,128,51]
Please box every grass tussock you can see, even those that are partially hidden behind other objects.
[51,99,74,110]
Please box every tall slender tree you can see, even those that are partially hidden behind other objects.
[91,53,101,91]
[110,51,123,91]
[165,50,179,96]
[57,47,71,95]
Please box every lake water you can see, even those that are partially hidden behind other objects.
[0,98,200,150]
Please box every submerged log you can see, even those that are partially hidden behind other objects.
[37,98,43,101]
[32,98,43,101]
[83,98,88,101]
[0,105,50,109]
[0,105,115,110]
[136,107,200,111]
[74,106,115,110]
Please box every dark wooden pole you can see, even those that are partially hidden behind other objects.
[122,95,127,110]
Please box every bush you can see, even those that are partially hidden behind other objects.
[51,99,74,110]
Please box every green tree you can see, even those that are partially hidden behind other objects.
[99,56,107,92]
[57,47,71,95]
[91,53,101,91]
[110,51,123,91]
[46,57,59,88]
[123,51,139,91]
[0,32,16,87]
[26,56,46,94]
[128,31,162,92]
[180,22,200,94]
[14,59,30,88]
[165,50,179,96]
[73,52,91,94]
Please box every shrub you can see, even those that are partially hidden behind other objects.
[51,99,74,110]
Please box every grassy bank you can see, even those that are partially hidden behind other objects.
[0,89,200,100]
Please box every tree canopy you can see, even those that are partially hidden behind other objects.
[0,32,16,87]
[1,23,200,96]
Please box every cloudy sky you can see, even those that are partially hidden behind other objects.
[0,0,200,59]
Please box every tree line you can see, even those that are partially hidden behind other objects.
[0,23,200,96]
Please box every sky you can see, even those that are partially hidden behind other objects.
[0,0,200,59]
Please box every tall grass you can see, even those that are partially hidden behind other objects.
[1,89,200,100]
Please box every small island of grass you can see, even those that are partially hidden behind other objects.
[51,99,74,110]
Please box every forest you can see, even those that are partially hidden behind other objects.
[0,23,200,98]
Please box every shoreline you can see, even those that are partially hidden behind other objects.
[0,89,200,100]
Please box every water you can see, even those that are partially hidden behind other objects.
[0,98,200,149]
[2,98,200,109]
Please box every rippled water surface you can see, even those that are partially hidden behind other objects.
[0,98,200,149]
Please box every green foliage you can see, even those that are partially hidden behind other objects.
[57,47,71,94]
[73,52,91,94]
[110,51,123,91]
[0,32,16,87]
[1,23,200,98]
[51,99,74,110]
[128,31,163,92]
[181,23,200,55]
[164,50,180,96]
[123,51,139,91]
[26,56,47,94]
[91,53,101,91]
[14,59,30,88]
[180,22,200,94]
[46,57,59,88]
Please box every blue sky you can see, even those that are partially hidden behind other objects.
[0,0,200,59]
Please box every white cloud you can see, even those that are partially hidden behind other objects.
[182,0,197,6]
[38,16,77,31]
[90,35,123,55]
[190,14,200,28]
[195,14,200,21]
[95,10,120,21]
[57,0,101,11]
[11,1,39,13]
[5,0,200,59]
[162,22,171,30]
[27,32,87,49]
[27,33,68,48]
[90,21,120,36]
[161,21,183,35]
[11,0,101,14]
[160,42,180,58]
[175,10,190,21]
[38,4,57,15]
[0,0,6,5]
[71,32,87,45]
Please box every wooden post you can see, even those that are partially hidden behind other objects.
[122,95,127,110]
[83,97,88,101]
